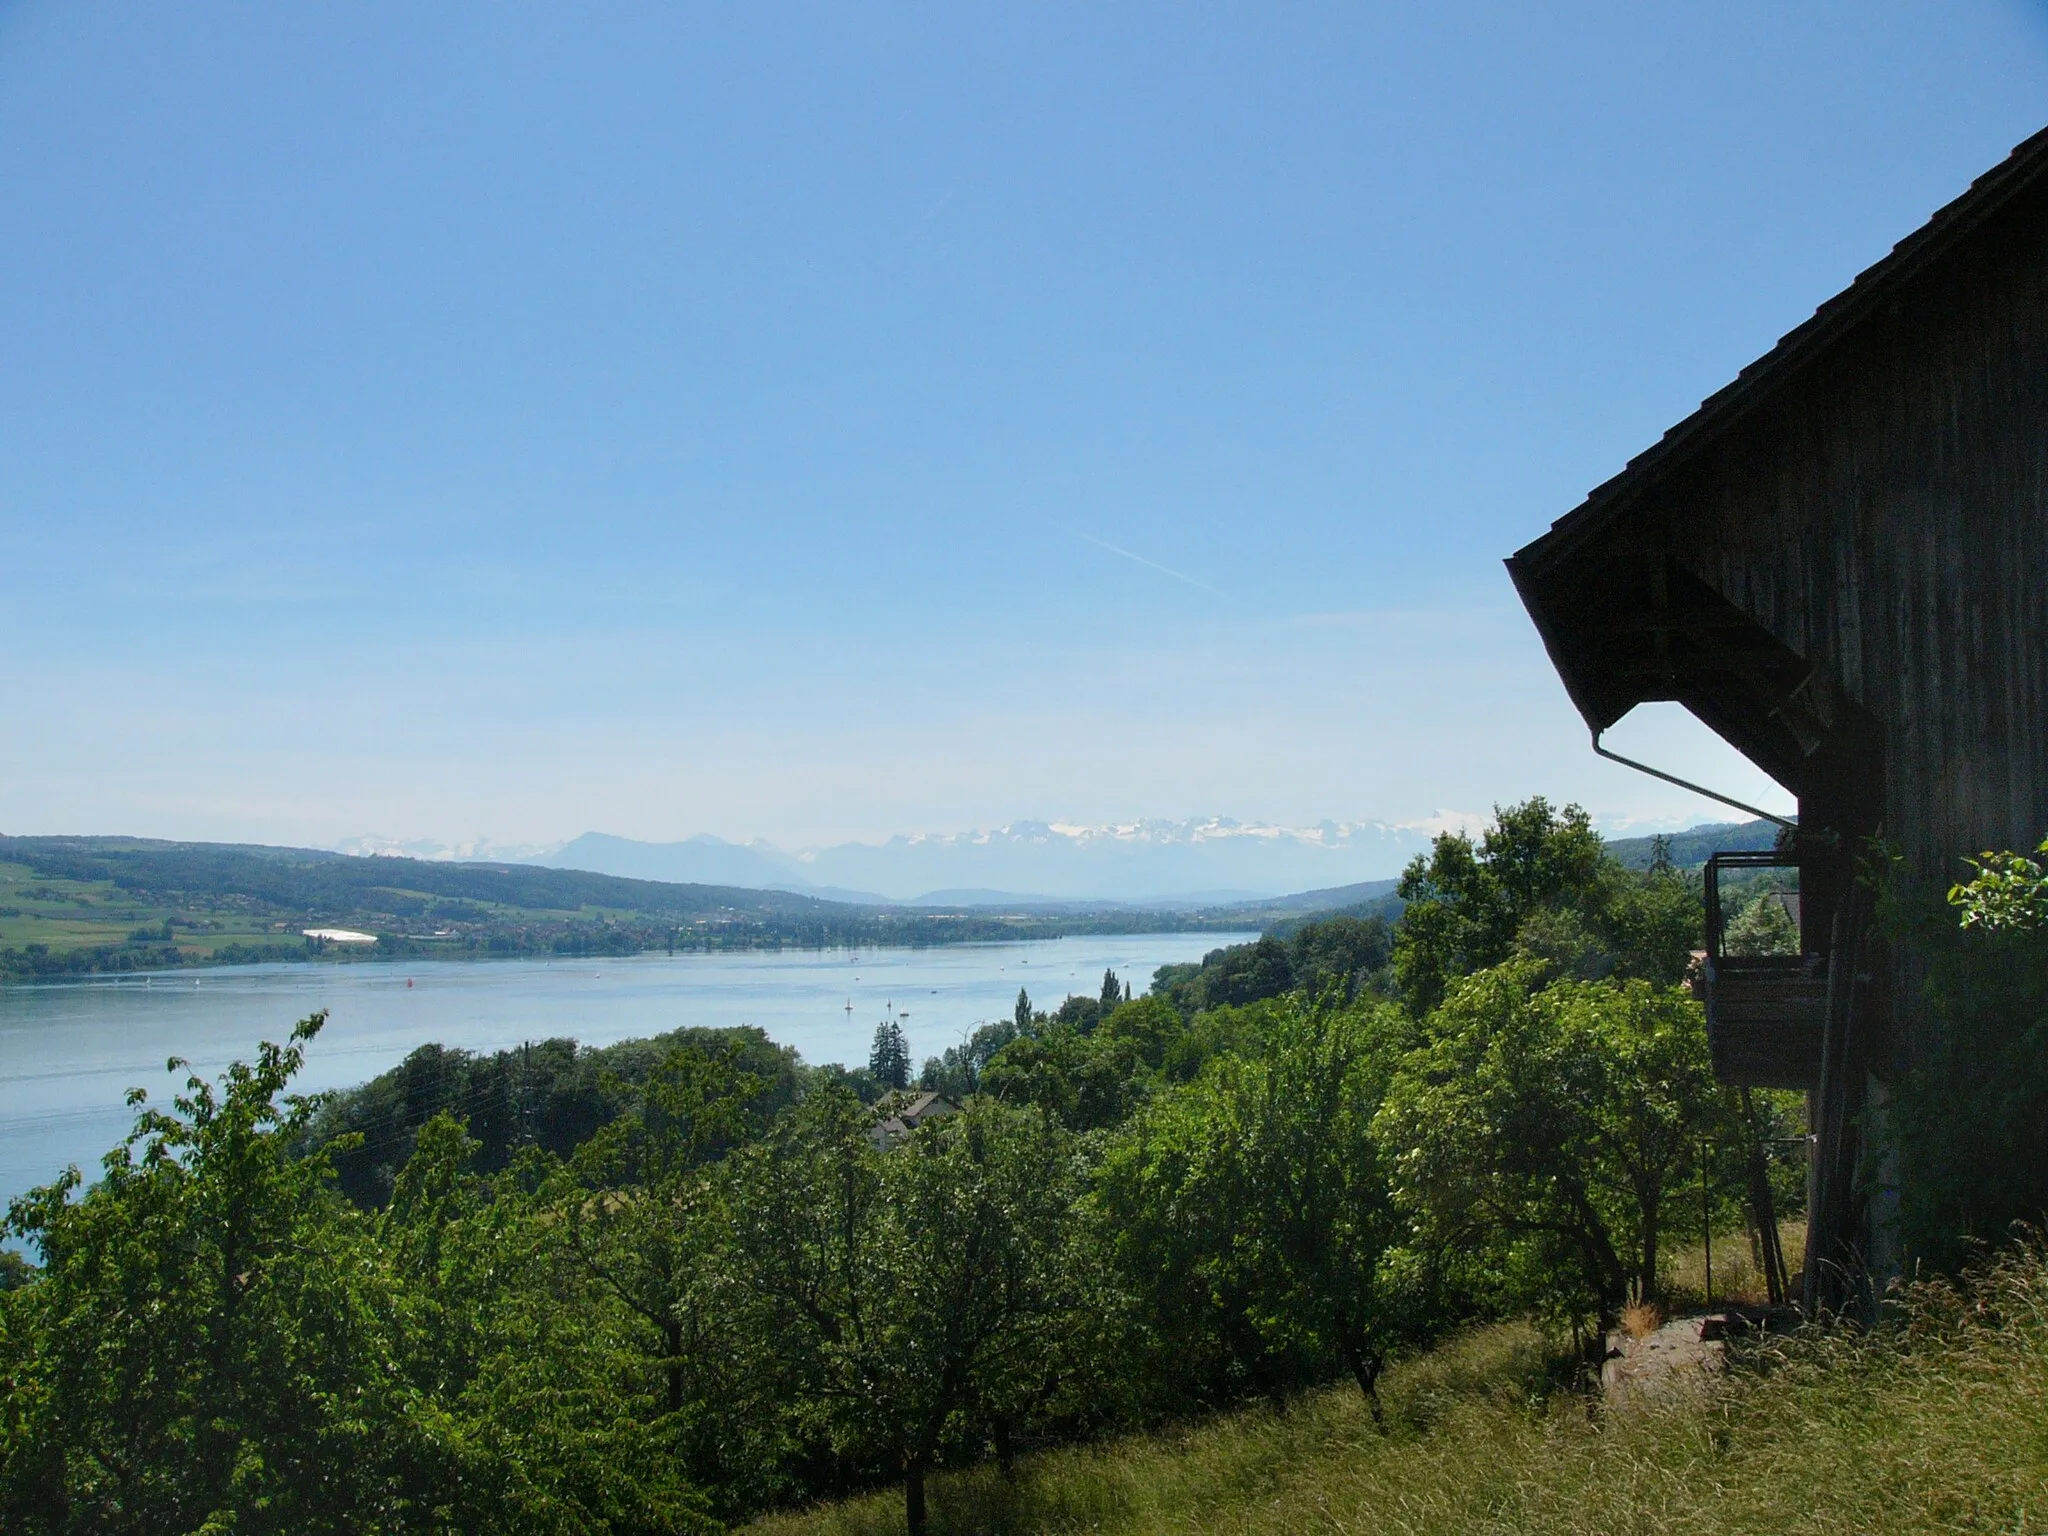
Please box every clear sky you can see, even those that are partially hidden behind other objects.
[4,3,2047,850]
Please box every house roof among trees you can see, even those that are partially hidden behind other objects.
[868,1090,964,1146]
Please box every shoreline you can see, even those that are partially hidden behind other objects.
[0,922,1252,985]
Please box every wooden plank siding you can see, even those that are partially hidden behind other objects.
[1668,202,2048,910]
[1699,959,1828,1090]
[1507,125,2048,1296]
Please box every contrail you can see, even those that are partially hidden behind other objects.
[1078,533,1225,598]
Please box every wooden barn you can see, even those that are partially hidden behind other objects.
[1507,127,2048,1309]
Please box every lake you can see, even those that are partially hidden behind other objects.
[0,932,1249,1211]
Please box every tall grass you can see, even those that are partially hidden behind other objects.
[749,1238,2048,1536]
[1663,1218,1808,1309]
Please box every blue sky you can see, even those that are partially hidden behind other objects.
[3,3,2046,849]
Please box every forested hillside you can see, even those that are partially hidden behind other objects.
[0,823,1775,981]
[0,835,1243,979]
[1603,817,1782,870]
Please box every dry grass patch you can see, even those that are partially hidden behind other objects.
[1619,1299,1664,1339]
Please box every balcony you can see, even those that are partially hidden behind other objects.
[1697,851,1828,1090]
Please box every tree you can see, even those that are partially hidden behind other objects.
[919,1019,1017,1098]
[1013,987,1035,1035]
[379,1116,719,1532]
[1377,965,1724,1325]
[1949,837,2048,931]
[1395,799,1701,1012]
[1097,999,1421,1417]
[981,1026,1144,1131]
[556,1043,762,1419]
[1394,798,1607,1014]
[1095,993,1183,1071]
[1051,993,1104,1033]
[1595,861,1705,984]
[869,1020,911,1090]
[1288,915,1393,1002]
[0,1017,719,1536]
[0,1014,416,1533]
[1201,935,1294,1008]
[726,1090,1088,1536]
[1725,890,1800,956]
[1100,968,1122,1012]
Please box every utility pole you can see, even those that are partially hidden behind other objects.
[1702,1137,1713,1308]
[516,1040,535,1149]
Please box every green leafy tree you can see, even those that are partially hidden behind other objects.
[1725,890,1800,956]
[557,1043,762,1419]
[1598,860,1707,983]
[1950,837,2048,931]
[1201,935,1295,1008]
[981,1027,1144,1131]
[726,1090,1087,1535]
[1378,965,1724,1324]
[918,1019,1017,1098]
[1097,999,1421,1417]
[0,1014,414,1534]
[1094,993,1183,1072]
[1395,799,1606,1013]
[0,1019,718,1536]
[1396,799,1699,1012]
[1051,993,1104,1032]
[1156,999,1287,1084]
[378,1116,719,1532]
[1288,915,1394,1002]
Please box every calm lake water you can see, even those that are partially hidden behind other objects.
[0,933,1249,1211]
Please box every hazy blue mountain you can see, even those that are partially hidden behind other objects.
[903,887,1274,912]
[902,888,1094,910]
[544,832,820,891]
[524,818,1445,903]
[363,816,1778,907]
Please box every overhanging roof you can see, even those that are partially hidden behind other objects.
[1507,123,2048,789]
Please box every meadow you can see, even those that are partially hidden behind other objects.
[750,1238,2048,1536]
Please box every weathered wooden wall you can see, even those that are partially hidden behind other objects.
[1658,184,2048,1063]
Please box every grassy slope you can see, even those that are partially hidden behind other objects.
[0,859,296,956]
[750,1245,2048,1536]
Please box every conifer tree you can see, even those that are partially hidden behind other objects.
[869,1020,911,1089]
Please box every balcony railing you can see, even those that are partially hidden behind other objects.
[1698,850,1827,1090]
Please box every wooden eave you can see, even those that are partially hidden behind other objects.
[1507,123,2048,787]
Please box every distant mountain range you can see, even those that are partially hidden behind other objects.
[343,819,1454,904]
[341,813,1775,907]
